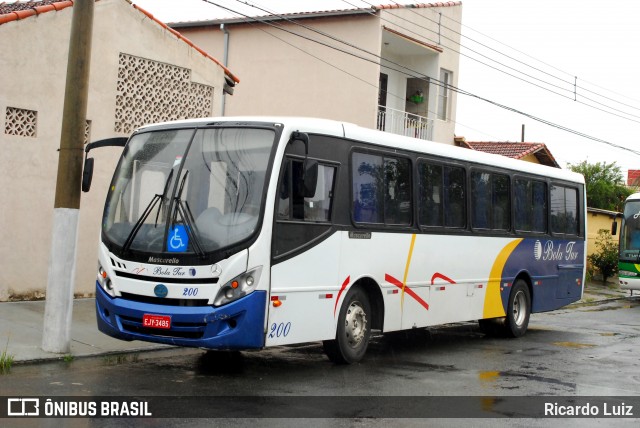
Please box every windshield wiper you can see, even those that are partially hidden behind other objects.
[122,170,174,254]
[171,171,205,258]
[121,194,161,254]
[155,169,174,226]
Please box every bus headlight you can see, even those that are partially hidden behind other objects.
[97,263,115,297]
[214,267,262,307]
[619,270,638,277]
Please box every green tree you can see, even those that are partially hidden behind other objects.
[588,229,619,283]
[568,160,632,211]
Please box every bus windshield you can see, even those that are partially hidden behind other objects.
[620,199,640,261]
[102,126,276,256]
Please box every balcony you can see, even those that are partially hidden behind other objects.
[376,106,433,141]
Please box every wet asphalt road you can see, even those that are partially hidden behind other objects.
[1,297,639,427]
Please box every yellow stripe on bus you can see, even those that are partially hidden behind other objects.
[483,238,523,319]
[400,234,417,309]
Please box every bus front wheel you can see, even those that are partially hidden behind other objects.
[323,287,371,364]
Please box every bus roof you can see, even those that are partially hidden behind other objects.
[136,116,584,185]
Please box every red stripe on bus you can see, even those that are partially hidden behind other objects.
[431,272,456,285]
[385,274,430,311]
[334,276,350,317]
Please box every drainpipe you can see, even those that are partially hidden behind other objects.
[221,23,229,116]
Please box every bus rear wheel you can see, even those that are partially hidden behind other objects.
[323,287,371,364]
[504,279,531,338]
[479,279,531,338]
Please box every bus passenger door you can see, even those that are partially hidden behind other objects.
[269,153,340,345]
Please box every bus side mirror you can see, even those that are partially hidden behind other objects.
[303,159,318,198]
[612,220,618,236]
[82,157,94,193]
[80,136,128,192]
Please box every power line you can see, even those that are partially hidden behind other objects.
[348,0,640,123]
[390,0,640,113]
[197,0,640,156]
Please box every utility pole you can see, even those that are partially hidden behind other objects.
[42,0,94,353]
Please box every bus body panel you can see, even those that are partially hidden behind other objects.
[267,233,342,346]
[97,243,249,304]
[266,231,585,347]
[94,244,269,349]
[618,265,640,290]
[95,284,267,349]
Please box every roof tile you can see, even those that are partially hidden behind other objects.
[460,141,560,168]
[1,0,239,83]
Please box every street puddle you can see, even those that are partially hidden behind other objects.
[551,341,596,349]
[479,370,500,383]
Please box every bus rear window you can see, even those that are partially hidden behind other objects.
[550,185,579,235]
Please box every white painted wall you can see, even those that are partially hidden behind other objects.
[0,0,229,300]
[177,3,462,138]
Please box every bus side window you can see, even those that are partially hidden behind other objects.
[551,185,579,235]
[472,170,510,231]
[418,161,467,230]
[277,162,291,220]
[383,157,411,225]
[352,152,411,225]
[304,163,336,222]
[444,166,466,228]
[515,178,547,233]
[278,159,336,222]
[418,162,443,227]
[492,174,510,230]
[472,171,491,229]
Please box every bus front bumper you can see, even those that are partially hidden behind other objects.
[95,282,267,349]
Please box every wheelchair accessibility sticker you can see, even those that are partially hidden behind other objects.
[167,225,188,252]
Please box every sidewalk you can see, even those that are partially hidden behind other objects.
[0,281,635,364]
[0,298,167,364]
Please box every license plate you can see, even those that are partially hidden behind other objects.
[142,314,171,329]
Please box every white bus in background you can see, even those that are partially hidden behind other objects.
[618,192,640,291]
[83,117,586,364]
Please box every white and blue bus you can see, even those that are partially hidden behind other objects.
[84,117,586,363]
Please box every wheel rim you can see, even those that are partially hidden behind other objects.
[512,290,527,326]
[344,300,367,348]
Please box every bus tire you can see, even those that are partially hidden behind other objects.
[323,287,371,364]
[504,279,531,338]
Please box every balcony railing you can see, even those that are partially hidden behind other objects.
[377,106,433,141]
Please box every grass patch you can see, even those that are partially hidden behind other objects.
[1,339,15,374]
[63,354,75,363]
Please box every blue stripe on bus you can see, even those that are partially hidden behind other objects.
[499,238,585,313]
[95,283,266,349]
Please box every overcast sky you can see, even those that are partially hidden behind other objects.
[131,0,640,175]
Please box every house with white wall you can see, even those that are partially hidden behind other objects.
[172,2,462,144]
[0,0,237,300]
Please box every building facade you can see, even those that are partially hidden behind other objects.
[173,2,462,144]
[0,0,237,300]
